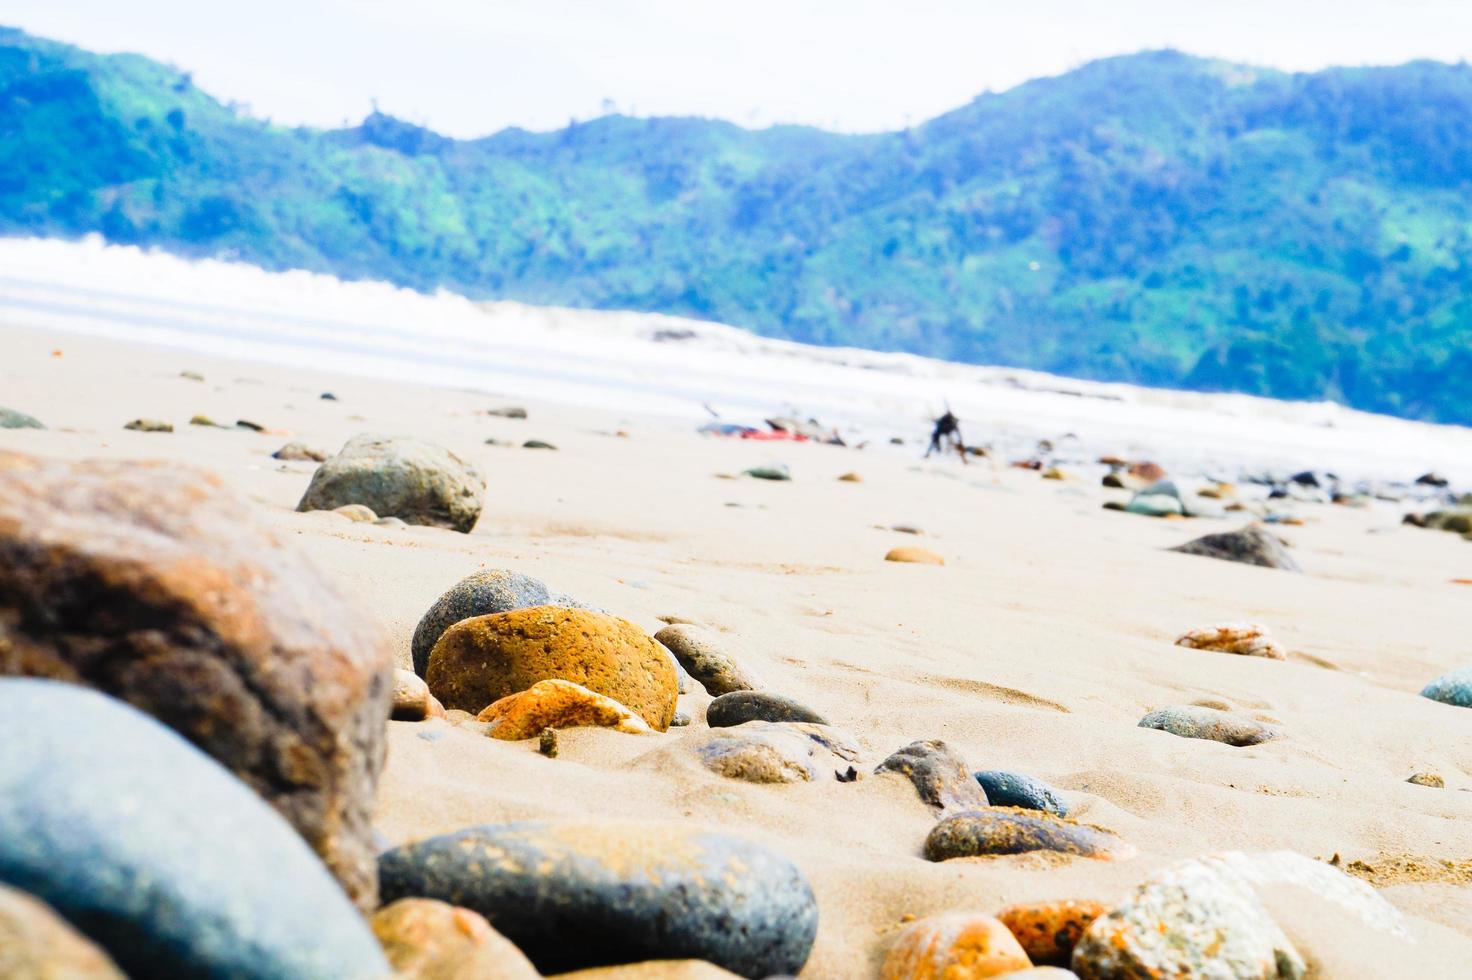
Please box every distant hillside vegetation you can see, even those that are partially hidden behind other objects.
[5,27,1472,422]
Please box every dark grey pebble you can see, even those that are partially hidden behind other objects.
[874,739,989,812]
[410,569,552,676]
[706,691,828,727]
[1170,523,1300,571]
[974,770,1069,817]
[523,440,557,450]
[378,821,817,978]
[0,679,387,979]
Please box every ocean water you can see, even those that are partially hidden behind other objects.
[2,235,1469,486]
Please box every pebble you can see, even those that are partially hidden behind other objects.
[273,440,329,462]
[1129,461,1167,482]
[123,417,172,432]
[706,690,828,727]
[880,912,1031,979]
[0,406,44,429]
[885,546,945,565]
[523,439,557,450]
[925,808,1131,861]
[321,391,338,400]
[1420,665,1472,708]
[1138,705,1280,746]
[487,406,528,418]
[189,413,224,427]
[743,464,791,481]
[0,450,393,907]
[1073,851,1406,980]
[996,900,1107,965]
[1170,523,1301,571]
[334,503,379,522]
[476,679,654,739]
[1125,492,1184,517]
[0,883,124,978]
[551,962,744,979]
[875,740,989,812]
[695,721,859,783]
[296,433,486,533]
[393,668,435,720]
[654,623,763,695]
[1406,772,1444,788]
[838,472,862,482]
[370,897,539,980]
[426,607,678,729]
[1174,623,1285,660]
[974,770,1070,816]
[410,569,554,676]
[539,728,559,757]
[179,370,205,381]
[377,821,818,977]
[0,679,389,979]
[235,419,266,432]
[670,710,691,727]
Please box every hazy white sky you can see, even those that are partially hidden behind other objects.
[9,1,1472,136]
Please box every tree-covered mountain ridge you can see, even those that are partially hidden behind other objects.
[5,26,1472,423]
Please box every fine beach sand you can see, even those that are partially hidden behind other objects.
[3,322,1471,977]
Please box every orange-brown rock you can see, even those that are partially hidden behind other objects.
[0,883,125,979]
[0,451,393,909]
[370,897,539,980]
[885,546,945,566]
[881,912,1032,979]
[476,679,654,739]
[1128,461,1167,482]
[426,606,678,730]
[997,900,1107,966]
[1174,624,1285,660]
[550,962,743,979]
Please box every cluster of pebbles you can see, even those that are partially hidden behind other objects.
[0,424,1464,979]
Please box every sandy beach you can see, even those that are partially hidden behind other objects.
[3,300,1471,976]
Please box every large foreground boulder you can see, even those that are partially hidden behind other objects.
[298,434,485,532]
[1170,524,1300,571]
[0,679,389,979]
[426,606,678,729]
[0,450,393,908]
[378,821,817,978]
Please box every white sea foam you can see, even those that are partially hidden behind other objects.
[1,234,1469,485]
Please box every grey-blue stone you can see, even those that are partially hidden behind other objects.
[0,407,43,429]
[973,770,1070,817]
[1421,666,1472,708]
[0,679,388,980]
[378,821,817,978]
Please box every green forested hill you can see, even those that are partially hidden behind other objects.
[5,27,1472,422]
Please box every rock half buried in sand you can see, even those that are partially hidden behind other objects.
[370,897,539,980]
[334,503,379,522]
[885,546,945,565]
[0,406,43,429]
[875,739,989,812]
[743,463,791,481]
[1420,665,1472,708]
[377,821,818,978]
[974,770,1070,817]
[123,417,172,432]
[0,451,393,908]
[1175,623,1285,660]
[273,440,328,462]
[880,912,1031,980]
[0,679,389,979]
[410,569,553,676]
[997,899,1107,966]
[926,808,1130,862]
[1072,851,1407,980]
[522,439,557,450]
[1138,705,1280,746]
[706,690,828,727]
[0,883,124,979]
[297,433,486,533]
[477,679,654,739]
[1125,492,1184,518]
[426,606,677,730]
[694,720,859,783]
[655,623,763,696]
[1169,523,1300,571]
